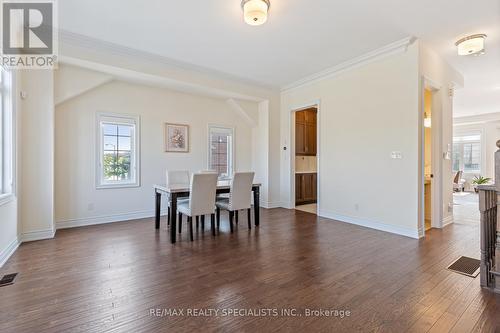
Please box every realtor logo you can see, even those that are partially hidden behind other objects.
[1,0,57,68]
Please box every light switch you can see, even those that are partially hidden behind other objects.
[391,151,403,159]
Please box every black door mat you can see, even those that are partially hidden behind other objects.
[0,273,18,287]
[447,256,480,278]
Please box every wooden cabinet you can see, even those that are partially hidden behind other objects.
[295,122,306,156]
[295,173,317,205]
[295,108,317,156]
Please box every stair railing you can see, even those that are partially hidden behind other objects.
[478,140,500,293]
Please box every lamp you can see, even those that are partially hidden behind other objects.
[455,34,487,56]
[242,0,270,26]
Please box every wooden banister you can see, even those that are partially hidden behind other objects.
[478,140,500,293]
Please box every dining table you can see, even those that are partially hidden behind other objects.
[154,181,261,243]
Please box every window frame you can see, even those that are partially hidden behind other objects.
[96,112,141,189]
[452,133,482,175]
[207,125,234,179]
[0,67,14,206]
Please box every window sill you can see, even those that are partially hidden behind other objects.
[96,183,140,190]
[0,193,15,207]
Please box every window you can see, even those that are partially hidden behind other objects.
[97,113,140,188]
[208,126,234,178]
[453,134,481,174]
[0,68,13,203]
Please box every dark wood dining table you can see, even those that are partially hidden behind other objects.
[154,181,261,243]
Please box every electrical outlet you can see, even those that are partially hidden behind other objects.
[354,204,359,211]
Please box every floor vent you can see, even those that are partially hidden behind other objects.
[447,256,480,278]
[0,273,18,287]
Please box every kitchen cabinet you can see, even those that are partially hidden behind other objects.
[295,109,317,156]
[295,173,317,205]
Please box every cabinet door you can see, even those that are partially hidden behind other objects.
[305,109,317,124]
[295,123,306,155]
[302,174,313,201]
[312,173,317,201]
[296,110,306,123]
[305,123,317,155]
[295,174,304,204]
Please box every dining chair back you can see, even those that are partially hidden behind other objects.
[166,170,190,186]
[229,172,255,211]
[189,173,218,216]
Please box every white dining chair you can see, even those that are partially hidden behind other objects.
[216,172,255,232]
[166,170,190,226]
[177,173,218,241]
[198,170,217,173]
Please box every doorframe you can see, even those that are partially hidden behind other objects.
[289,100,321,214]
[419,77,443,237]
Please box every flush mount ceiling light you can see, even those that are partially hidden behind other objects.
[242,0,270,26]
[455,34,487,56]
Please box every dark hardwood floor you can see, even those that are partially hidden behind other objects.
[0,208,498,332]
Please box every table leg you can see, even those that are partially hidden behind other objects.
[170,193,177,243]
[155,190,161,229]
[253,186,260,226]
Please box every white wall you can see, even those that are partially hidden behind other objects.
[54,64,112,105]
[55,80,257,226]
[18,70,56,241]
[280,43,421,238]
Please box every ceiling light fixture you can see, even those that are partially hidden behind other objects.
[242,0,270,26]
[455,34,487,56]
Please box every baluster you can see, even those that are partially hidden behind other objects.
[479,188,490,288]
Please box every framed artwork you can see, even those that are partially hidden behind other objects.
[165,123,189,153]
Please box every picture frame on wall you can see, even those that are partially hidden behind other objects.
[164,123,189,153]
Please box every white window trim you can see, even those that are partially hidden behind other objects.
[0,67,15,206]
[96,112,141,189]
[207,125,235,179]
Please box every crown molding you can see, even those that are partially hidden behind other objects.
[281,36,416,92]
[58,29,277,91]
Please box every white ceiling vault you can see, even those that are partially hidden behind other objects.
[59,0,500,116]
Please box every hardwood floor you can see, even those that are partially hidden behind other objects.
[0,208,498,332]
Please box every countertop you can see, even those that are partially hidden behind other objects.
[295,171,317,174]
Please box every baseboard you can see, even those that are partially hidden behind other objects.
[441,215,454,228]
[418,226,425,239]
[260,201,285,209]
[56,209,168,230]
[20,229,56,242]
[319,209,420,239]
[0,236,20,268]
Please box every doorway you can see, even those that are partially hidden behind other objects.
[420,81,443,236]
[294,107,318,214]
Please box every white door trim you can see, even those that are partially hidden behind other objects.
[289,100,321,215]
[419,77,443,237]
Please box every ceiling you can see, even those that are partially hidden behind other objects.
[59,0,499,116]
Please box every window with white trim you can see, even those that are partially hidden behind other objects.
[453,134,481,174]
[208,126,234,178]
[0,68,13,201]
[97,113,140,188]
